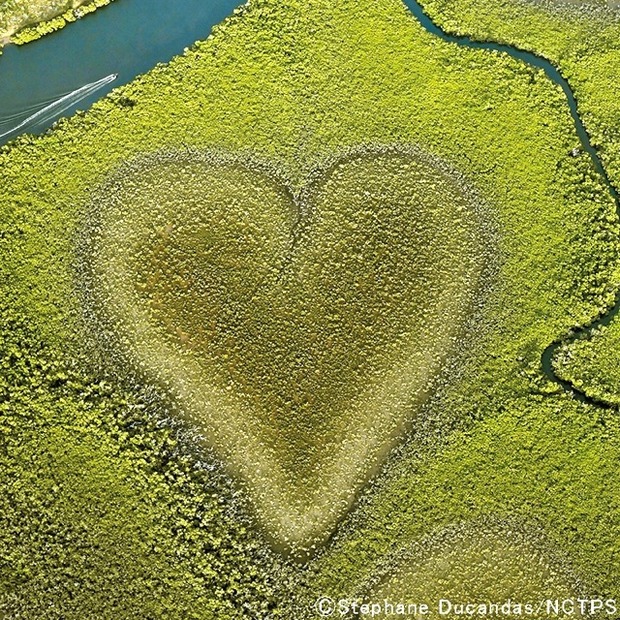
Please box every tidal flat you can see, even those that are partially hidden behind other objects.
[79,146,489,553]
[1,0,620,616]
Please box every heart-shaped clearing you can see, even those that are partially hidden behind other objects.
[82,146,489,553]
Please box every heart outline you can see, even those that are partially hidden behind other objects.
[78,144,494,554]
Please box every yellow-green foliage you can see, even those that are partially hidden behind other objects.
[308,394,620,615]
[0,309,285,619]
[361,521,580,619]
[81,147,488,552]
[1,0,620,615]
[410,0,620,225]
[415,0,620,453]
[555,323,620,404]
[0,0,114,44]
[415,0,620,193]
[526,0,620,9]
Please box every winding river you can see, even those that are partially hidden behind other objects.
[0,0,617,408]
[0,0,244,143]
[402,0,620,409]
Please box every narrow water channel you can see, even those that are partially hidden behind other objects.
[404,0,620,409]
[1,0,616,408]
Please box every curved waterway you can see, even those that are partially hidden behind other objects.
[404,0,620,410]
[0,0,244,144]
[1,0,618,408]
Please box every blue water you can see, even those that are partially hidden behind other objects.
[0,0,244,143]
[404,0,620,408]
[1,0,617,407]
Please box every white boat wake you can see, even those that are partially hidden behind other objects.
[0,73,118,139]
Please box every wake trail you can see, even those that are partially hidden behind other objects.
[0,87,95,124]
[0,73,118,139]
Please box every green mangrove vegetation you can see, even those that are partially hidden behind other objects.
[0,307,287,618]
[1,0,620,615]
[416,0,620,187]
[415,0,620,458]
[81,146,488,552]
[528,0,620,11]
[0,0,114,45]
[360,520,582,619]
[555,321,620,405]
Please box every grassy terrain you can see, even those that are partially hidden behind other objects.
[82,147,488,553]
[361,520,581,618]
[0,0,113,44]
[1,0,620,615]
[306,395,620,615]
